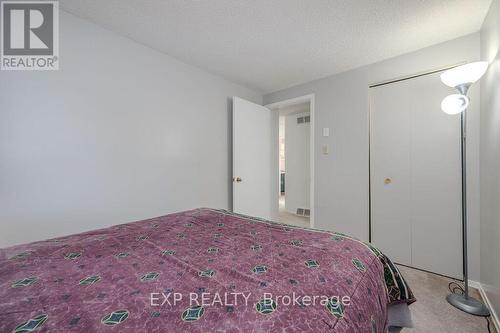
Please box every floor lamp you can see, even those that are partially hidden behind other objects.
[440,61,490,316]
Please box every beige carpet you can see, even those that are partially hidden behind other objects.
[277,194,310,228]
[398,265,496,332]
[277,210,309,228]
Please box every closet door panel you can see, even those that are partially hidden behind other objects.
[370,80,412,266]
[409,73,462,279]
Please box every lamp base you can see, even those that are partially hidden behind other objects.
[446,293,491,317]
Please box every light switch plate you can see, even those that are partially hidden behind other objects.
[323,128,330,137]
[322,145,329,155]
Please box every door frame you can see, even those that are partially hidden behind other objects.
[265,94,315,228]
[367,63,465,279]
[368,63,465,242]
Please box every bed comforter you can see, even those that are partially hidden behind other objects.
[0,208,414,332]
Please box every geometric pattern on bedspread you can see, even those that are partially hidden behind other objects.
[321,232,414,306]
[0,208,412,332]
[229,211,415,307]
[229,211,415,306]
[380,254,415,305]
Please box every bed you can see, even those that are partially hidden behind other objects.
[0,208,415,332]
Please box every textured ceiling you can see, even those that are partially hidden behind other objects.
[60,0,492,93]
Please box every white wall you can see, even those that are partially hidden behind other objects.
[264,34,482,281]
[480,0,500,316]
[284,112,310,213]
[279,117,286,172]
[0,11,262,248]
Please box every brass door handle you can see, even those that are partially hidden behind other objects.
[233,177,242,183]
[384,178,392,184]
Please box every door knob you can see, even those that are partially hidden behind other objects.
[233,177,242,183]
[384,178,392,184]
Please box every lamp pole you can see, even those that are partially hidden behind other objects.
[446,85,490,316]
[460,108,469,298]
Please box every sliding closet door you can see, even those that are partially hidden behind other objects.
[370,79,412,266]
[409,73,461,278]
[370,71,462,279]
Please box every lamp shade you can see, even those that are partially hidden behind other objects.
[441,94,469,114]
[440,61,488,88]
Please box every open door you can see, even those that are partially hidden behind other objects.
[232,97,273,220]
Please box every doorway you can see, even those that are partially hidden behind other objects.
[231,94,314,228]
[267,95,315,228]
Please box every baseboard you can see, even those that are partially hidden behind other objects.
[471,280,500,332]
[469,280,481,289]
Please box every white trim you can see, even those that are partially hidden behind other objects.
[368,62,466,88]
[473,281,500,332]
[265,94,315,229]
[469,280,481,289]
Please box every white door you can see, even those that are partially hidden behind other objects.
[370,71,462,279]
[370,79,413,266]
[232,97,273,220]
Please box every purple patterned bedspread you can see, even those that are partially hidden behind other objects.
[0,208,409,332]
